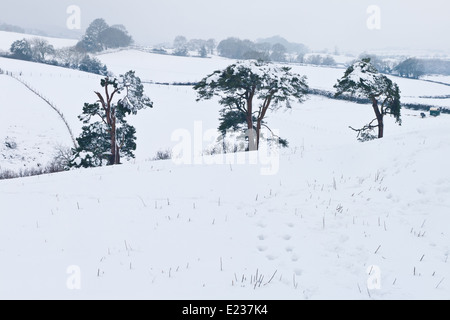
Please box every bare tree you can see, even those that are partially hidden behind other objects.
[30,38,55,62]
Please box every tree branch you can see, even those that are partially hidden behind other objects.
[234,101,246,114]
[105,80,110,106]
[260,95,273,122]
[349,118,379,137]
[261,123,278,138]
[109,88,119,105]
[95,112,108,126]
[94,91,107,111]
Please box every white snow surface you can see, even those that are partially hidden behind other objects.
[422,75,450,85]
[98,50,450,110]
[0,46,449,300]
[0,75,73,171]
[98,50,233,84]
[0,31,77,52]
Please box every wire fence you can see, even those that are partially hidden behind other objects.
[1,69,77,148]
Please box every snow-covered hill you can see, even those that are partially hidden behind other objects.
[0,74,73,171]
[0,30,77,52]
[98,50,450,110]
[0,41,449,300]
[0,103,448,299]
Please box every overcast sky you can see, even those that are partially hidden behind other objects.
[1,0,449,53]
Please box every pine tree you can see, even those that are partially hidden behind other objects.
[335,58,401,140]
[194,61,308,150]
[70,71,153,168]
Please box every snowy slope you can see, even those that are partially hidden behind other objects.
[98,49,234,84]
[0,42,449,300]
[0,74,74,171]
[0,56,219,160]
[422,75,450,85]
[1,49,449,169]
[0,102,448,299]
[0,57,102,135]
[0,31,77,52]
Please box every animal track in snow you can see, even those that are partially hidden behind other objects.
[266,254,278,261]
[286,222,295,228]
[256,222,267,228]
[294,269,303,276]
[257,246,268,252]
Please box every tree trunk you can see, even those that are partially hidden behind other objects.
[372,98,384,139]
[110,122,117,165]
[115,145,120,165]
[378,118,384,138]
[110,112,121,165]
[255,96,272,150]
[246,96,257,151]
[256,119,262,150]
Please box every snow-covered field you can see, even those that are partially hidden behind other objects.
[99,50,450,110]
[422,75,450,86]
[0,31,77,52]
[303,52,355,66]
[0,37,449,299]
[0,74,73,171]
[98,49,234,84]
[0,103,449,299]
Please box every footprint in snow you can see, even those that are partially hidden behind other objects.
[258,234,267,241]
[285,246,294,253]
[294,269,303,276]
[256,222,267,228]
[266,254,278,261]
[257,246,268,252]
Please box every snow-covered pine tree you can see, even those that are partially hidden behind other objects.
[194,60,309,150]
[70,71,153,168]
[334,58,401,140]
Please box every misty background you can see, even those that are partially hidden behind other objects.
[1,0,449,53]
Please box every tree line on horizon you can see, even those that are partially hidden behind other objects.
[1,18,134,76]
[3,18,450,79]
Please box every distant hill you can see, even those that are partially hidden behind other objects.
[257,35,309,54]
[0,23,25,34]
[0,30,78,52]
[0,22,81,40]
